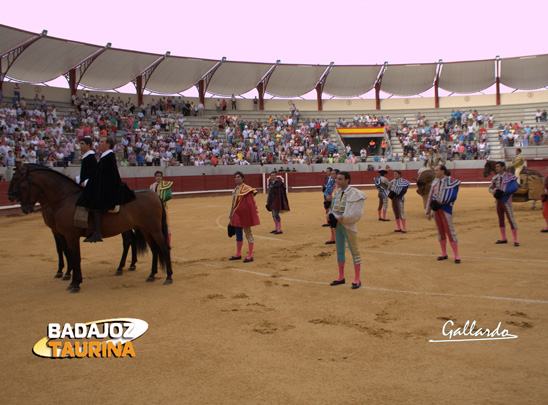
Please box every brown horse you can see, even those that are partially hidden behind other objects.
[483,160,545,209]
[7,164,144,279]
[13,163,173,292]
[415,168,435,208]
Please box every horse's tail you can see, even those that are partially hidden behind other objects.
[161,205,169,251]
[132,229,148,256]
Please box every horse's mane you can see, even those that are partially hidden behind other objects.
[24,164,80,188]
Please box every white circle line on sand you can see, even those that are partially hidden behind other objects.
[215,214,548,264]
[172,256,548,305]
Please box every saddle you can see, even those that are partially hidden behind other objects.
[74,205,121,229]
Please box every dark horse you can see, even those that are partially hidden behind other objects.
[415,168,435,209]
[12,163,173,292]
[483,160,544,209]
[8,164,143,279]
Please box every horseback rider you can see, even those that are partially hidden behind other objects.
[76,136,136,242]
[508,148,525,182]
[419,147,445,176]
[426,147,446,170]
[76,137,96,186]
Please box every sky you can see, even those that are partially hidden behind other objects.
[1,0,547,97]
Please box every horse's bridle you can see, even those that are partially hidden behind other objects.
[19,170,81,213]
[20,172,44,212]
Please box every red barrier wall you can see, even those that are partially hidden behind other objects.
[0,168,492,210]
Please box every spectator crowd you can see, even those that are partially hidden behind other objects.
[2,90,547,170]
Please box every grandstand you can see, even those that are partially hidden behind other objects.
[1,24,547,181]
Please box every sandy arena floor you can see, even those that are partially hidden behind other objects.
[0,188,547,404]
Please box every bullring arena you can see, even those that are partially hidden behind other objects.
[1,181,548,404]
[1,23,548,405]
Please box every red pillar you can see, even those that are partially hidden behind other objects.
[198,79,205,106]
[434,78,439,109]
[69,69,77,98]
[496,77,501,106]
[375,82,381,110]
[316,83,323,111]
[257,82,265,110]
[136,76,143,106]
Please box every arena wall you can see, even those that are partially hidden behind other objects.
[0,167,490,211]
[4,82,548,112]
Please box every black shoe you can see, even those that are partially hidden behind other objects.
[229,256,241,260]
[541,229,548,233]
[514,242,520,247]
[322,224,330,227]
[401,230,407,234]
[274,231,283,235]
[351,281,362,290]
[330,279,345,286]
[437,255,448,261]
[378,218,383,221]
[243,257,254,263]
[495,240,508,244]
[325,241,335,245]
[270,230,277,234]
[455,259,461,264]
[394,229,402,233]
[382,219,391,222]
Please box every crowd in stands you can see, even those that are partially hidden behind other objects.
[498,120,548,147]
[393,110,497,162]
[334,110,497,162]
[0,93,344,168]
[2,89,548,169]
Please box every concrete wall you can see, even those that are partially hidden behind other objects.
[3,82,548,112]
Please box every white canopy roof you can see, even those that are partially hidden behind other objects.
[145,57,218,94]
[500,55,548,90]
[3,25,548,97]
[78,49,160,90]
[439,60,495,93]
[0,24,36,54]
[323,65,382,97]
[6,37,100,83]
[381,64,437,96]
[266,65,327,97]
[207,62,272,96]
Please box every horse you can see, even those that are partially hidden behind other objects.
[415,168,435,209]
[13,163,173,292]
[483,160,545,209]
[7,164,143,279]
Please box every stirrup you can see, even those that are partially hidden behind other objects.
[84,232,103,243]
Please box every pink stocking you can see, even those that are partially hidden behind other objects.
[354,264,361,284]
[440,239,447,256]
[499,226,506,241]
[511,229,518,244]
[337,262,345,281]
[450,241,459,260]
[247,242,254,260]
